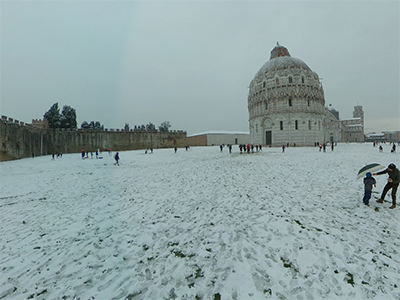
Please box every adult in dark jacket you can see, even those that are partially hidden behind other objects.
[374,163,400,209]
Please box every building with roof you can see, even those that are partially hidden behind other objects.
[187,131,250,146]
[248,43,364,146]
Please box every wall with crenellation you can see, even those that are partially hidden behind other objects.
[0,116,47,161]
[0,116,187,161]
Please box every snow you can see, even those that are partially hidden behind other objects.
[1,144,399,299]
[345,124,363,128]
[188,131,250,137]
[341,118,362,121]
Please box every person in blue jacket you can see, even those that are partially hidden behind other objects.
[362,172,376,206]
[114,152,120,166]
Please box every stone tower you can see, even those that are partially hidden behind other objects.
[353,105,364,125]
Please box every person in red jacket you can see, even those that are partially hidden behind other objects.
[374,163,400,209]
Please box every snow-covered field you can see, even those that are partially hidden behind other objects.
[1,143,399,300]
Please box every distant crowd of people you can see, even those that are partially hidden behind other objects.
[52,141,398,163]
[81,149,102,159]
[69,142,400,212]
[50,152,63,160]
[373,142,397,153]
[239,144,262,153]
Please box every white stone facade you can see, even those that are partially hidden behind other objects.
[248,44,364,146]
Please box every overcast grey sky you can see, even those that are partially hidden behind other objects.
[1,1,399,135]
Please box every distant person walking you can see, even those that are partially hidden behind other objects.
[374,163,399,209]
[114,152,120,166]
[282,144,285,152]
[391,144,396,153]
[362,172,376,206]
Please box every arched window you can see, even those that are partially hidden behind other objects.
[265,101,268,110]
[288,97,292,107]
[302,76,305,84]
[307,100,310,106]
[289,76,293,84]
[295,120,298,130]
[308,120,312,130]
[276,78,279,85]
[280,121,283,130]
[263,82,266,88]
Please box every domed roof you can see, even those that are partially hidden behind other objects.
[254,44,311,78]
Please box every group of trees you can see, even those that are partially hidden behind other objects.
[130,121,171,132]
[159,121,171,132]
[81,121,104,130]
[43,103,77,129]
[44,103,172,132]
[132,122,156,131]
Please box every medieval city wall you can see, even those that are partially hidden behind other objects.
[0,117,47,161]
[45,129,187,154]
[0,116,187,161]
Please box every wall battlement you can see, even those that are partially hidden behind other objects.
[0,116,187,161]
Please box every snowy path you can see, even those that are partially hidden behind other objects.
[1,144,399,299]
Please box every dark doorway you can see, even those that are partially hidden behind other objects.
[266,131,272,145]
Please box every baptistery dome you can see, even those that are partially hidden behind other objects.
[255,56,311,78]
[254,45,311,79]
[248,43,326,146]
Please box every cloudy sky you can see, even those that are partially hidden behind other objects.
[1,1,399,135]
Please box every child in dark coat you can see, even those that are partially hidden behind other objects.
[363,172,376,206]
[114,152,120,166]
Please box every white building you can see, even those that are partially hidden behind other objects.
[187,131,250,146]
[248,43,364,146]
